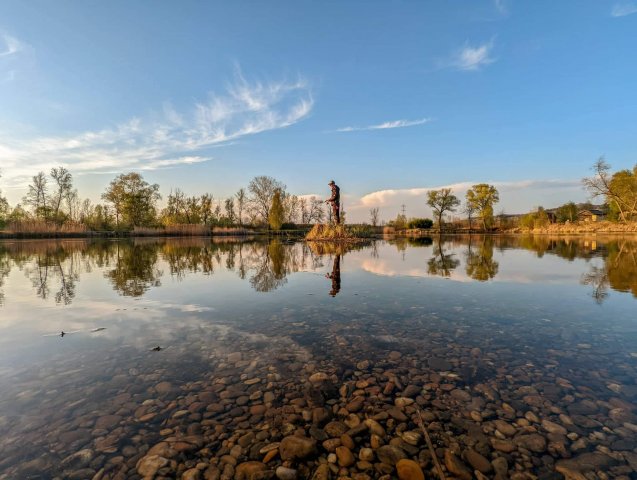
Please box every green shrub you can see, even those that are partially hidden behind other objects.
[408,218,433,229]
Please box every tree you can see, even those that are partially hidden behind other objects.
[268,189,285,230]
[583,158,637,222]
[556,202,578,223]
[466,184,500,230]
[224,198,236,224]
[283,194,299,224]
[308,197,325,223]
[23,172,49,219]
[249,176,286,223]
[0,171,8,227]
[102,173,161,228]
[427,188,460,228]
[235,188,247,226]
[49,167,73,223]
[369,207,380,227]
[463,202,477,230]
[300,198,309,224]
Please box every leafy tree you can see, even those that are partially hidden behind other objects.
[583,158,637,222]
[268,189,285,230]
[249,175,286,223]
[102,173,161,228]
[556,201,578,223]
[466,184,499,230]
[427,188,460,228]
[369,207,380,227]
[520,207,550,229]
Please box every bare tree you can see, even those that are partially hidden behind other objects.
[235,188,246,226]
[299,197,309,224]
[248,176,286,223]
[50,167,73,221]
[463,202,476,230]
[24,172,49,219]
[369,207,380,227]
[309,196,325,223]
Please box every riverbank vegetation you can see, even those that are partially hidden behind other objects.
[1,158,636,237]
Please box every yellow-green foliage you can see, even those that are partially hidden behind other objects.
[305,223,354,241]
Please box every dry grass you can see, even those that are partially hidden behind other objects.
[5,220,88,235]
[212,226,252,236]
[306,223,354,241]
[509,220,637,235]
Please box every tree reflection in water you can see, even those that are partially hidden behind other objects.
[465,236,499,281]
[427,237,460,277]
[1,236,636,304]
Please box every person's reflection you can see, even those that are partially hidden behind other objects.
[325,254,341,297]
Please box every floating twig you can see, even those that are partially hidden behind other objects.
[416,409,446,480]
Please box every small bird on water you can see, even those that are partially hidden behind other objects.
[150,346,162,351]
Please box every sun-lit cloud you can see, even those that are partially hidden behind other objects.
[0,70,313,187]
[611,2,637,16]
[342,179,585,223]
[448,40,496,71]
[336,118,431,133]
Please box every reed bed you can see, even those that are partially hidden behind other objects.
[305,223,355,241]
[4,220,88,237]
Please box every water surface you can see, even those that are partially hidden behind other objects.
[0,236,635,478]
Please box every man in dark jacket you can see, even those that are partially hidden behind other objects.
[325,180,340,224]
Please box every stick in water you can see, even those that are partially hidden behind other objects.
[416,409,447,480]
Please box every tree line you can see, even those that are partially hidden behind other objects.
[0,169,329,231]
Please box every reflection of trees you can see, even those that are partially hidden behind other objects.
[249,240,290,292]
[581,266,609,304]
[465,236,499,281]
[582,240,637,303]
[105,243,162,297]
[427,238,460,277]
[0,247,10,306]
[23,246,80,304]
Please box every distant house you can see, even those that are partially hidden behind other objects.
[578,209,606,222]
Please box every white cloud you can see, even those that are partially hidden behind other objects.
[342,179,585,223]
[0,71,313,186]
[611,2,637,16]
[449,40,496,71]
[336,118,431,133]
[0,34,22,58]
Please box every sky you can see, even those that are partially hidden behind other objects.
[0,0,636,222]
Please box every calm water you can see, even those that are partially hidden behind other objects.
[0,235,636,479]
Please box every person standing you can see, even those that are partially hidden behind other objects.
[325,180,340,224]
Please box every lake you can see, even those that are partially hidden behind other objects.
[0,235,635,479]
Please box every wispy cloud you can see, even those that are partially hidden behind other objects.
[0,34,23,57]
[611,2,637,16]
[494,0,511,15]
[336,118,431,133]
[448,40,496,71]
[0,71,313,186]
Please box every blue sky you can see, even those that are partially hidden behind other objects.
[0,0,636,221]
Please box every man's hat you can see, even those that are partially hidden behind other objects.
[328,180,335,185]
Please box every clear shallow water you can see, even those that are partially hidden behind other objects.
[0,235,636,479]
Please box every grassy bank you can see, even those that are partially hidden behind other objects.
[508,221,637,235]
